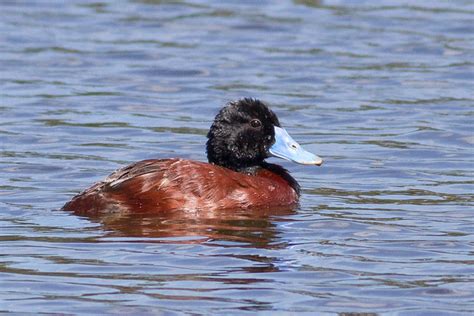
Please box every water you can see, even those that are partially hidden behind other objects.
[1,0,473,314]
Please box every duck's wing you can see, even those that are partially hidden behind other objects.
[61,159,179,214]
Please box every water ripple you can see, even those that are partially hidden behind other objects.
[0,0,473,314]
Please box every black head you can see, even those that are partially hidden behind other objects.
[206,98,280,172]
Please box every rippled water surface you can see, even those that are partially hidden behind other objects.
[1,0,473,314]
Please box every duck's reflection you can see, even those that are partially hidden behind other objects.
[75,207,295,248]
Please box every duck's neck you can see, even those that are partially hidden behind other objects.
[209,158,265,175]
[236,165,263,175]
[207,145,266,174]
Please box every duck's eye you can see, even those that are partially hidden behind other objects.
[250,119,262,128]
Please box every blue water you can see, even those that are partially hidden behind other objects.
[1,0,473,314]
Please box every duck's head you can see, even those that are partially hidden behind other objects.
[206,98,323,173]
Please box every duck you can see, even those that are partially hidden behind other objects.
[62,98,323,214]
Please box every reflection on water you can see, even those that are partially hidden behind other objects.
[77,207,294,247]
[1,0,473,314]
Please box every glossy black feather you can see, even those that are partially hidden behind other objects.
[206,98,280,172]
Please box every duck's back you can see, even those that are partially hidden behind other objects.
[62,159,299,214]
